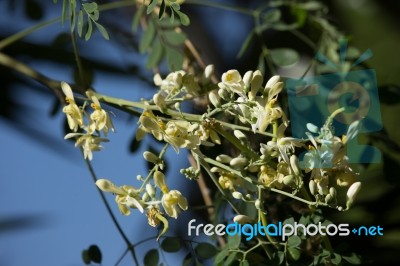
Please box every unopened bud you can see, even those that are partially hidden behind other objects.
[290,155,301,176]
[255,199,261,210]
[143,151,159,164]
[233,130,247,141]
[309,180,317,195]
[203,64,214,81]
[325,194,333,204]
[283,175,296,187]
[96,179,125,195]
[249,70,263,100]
[232,191,243,199]
[142,192,149,202]
[208,90,221,108]
[247,164,260,173]
[329,187,337,198]
[146,183,156,198]
[210,167,221,173]
[230,157,248,169]
[154,171,168,193]
[216,154,232,163]
[218,87,229,100]
[233,214,254,224]
[153,92,166,110]
[346,182,362,209]
[243,71,253,89]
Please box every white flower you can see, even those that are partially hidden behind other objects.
[219,70,245,95]
[65,133,109,161]
[161,190,188,219]
[88,96,114,136]
[61,81,83,132]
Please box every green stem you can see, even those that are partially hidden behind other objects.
[70,32,85,86]
[84,153,139,266]
[258,187,279,249]
[185,0,254,16]
[139,143,169,192]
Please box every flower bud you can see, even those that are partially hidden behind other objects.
[255,199,261,210]
[210,167,221,173]
[233,130,247,141]
[233,214,254,224]
[142,192,149,202]
[232,191,243,199]
[96,179,125,195]
[218,87,229,100]
[143,151,159,164]
[153,92,166,110]
[283,175,296,187]
[290,155,301,176]
[249,70,263,100]
[203,64,214,81]
[247,165,260,173]
[243,71,253,89]
[146,183,156,198]
[208,90,221,107]
[154,171,168,193]
[216,154,232,163]
[325,194,333,204]
[346,182,362,209]
[306,123,319,134]
[230,157,248,169]
[265,75,280,89]
[309,180,317,195]
[329,187,337,198]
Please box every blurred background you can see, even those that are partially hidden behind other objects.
[1,0,400,265]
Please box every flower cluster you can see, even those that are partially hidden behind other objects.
[61,82,114,160]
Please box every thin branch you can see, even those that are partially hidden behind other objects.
[83,154,139,266]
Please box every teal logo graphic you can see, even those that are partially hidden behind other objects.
[285,40,382,165]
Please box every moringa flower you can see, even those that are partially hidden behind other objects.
[61,81,83,132]
[161,190,188,219]
[95,179,144,215]
[88,95,114,136]
[64,132,109,161]
[219,69,245,95]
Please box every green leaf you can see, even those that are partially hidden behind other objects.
[85,19,93,41]
[287,235,302,248]
[95,22,110,40]
[225,252,237,265]
[283,217,295,226]
[331,253,342,265]
[214,248,229,264]
[77,10,84,37]
[271,22,299,31]
[236,30,254,58]
[287,247,300,261]
[195,243,218,259]
[175,10,190,26]
[342,253,361,265]
[161,237,182,252]
[166,47,183,71]
[144,249,159,266]
[88,245,102,264]
[132,5,145,33]
[83,2,98,14]
[139,19,155,53]
[146,37,164,68]
[262,9,281,23]
[296,1,324,11]
[270,48,299,67]
[159,0,166,19]
[82,250,90,265]
[164,30,186,45]
[240,260,250,266]
[61,0,67,24]
[147,0,158,14]
[227,234,241,249]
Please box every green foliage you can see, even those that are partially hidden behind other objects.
[161,237,182,252]
[146,0,190,26]
[194,242,218,259]
[82,245,102,265]
[144,249,159,266]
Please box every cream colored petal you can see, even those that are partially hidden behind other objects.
[61,81,74,99]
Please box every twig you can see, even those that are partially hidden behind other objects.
[188,154,226,247]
